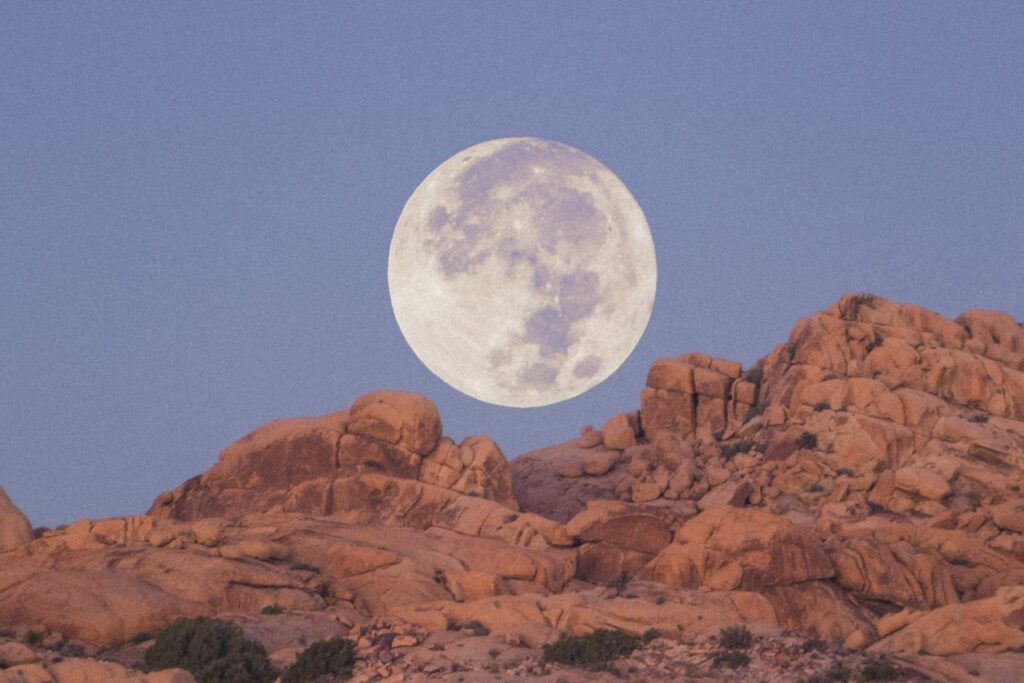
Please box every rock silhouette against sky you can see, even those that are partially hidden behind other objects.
[3,294,1023,681]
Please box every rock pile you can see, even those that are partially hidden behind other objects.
[3,294,1024,682]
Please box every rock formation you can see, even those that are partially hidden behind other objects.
[0,488,32,556]
[149,390,517,520]
[2,294,1023,681]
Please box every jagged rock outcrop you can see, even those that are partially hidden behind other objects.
[0,488,32,556]
[645,507,835,591]
[508,293,1024,678]
[149,390,517,521]
[4,294,1024,682]
[870,585,1024,656]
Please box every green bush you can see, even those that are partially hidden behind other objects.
[713,651,751,669]
[541,629,639,671]
[859,655,898,681]
[260,604,284,615]
[641,628,660,644]
[144,617,276,683]
[718,625,753,650]
[606,570,629,596]
[799,662,852,683]
[464,620,490,637]
[24,630,43,646]
[795,432,818,450]
[720,439,755,460]
[282,638,356,682]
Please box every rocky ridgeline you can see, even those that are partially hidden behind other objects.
[149,390,518,520]
[1,294,1024,682]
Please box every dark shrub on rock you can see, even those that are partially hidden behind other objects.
[282,637,356,682]
[144,617,276,683]
[542,628,639,670]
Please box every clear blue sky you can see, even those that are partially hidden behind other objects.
[2,2,1022,527]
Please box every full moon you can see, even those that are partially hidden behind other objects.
[388,137,657,407]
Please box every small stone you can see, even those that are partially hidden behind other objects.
[558,463,584,478]
[895,466,951,500]
[392,635,418,648]
[602,413,637,450]
[632,481,665,503]
[582,451,618,476]
[843,629,871,649]
[0,641,40,667]
[706,466,730,486]
[578,430,604,448]
[697,479,753,510]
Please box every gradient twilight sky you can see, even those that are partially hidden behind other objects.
[2,3,1022,527]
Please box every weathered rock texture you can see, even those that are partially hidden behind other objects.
[3,294,1023,682]
[0,488,32,556]
[148,390,517,521]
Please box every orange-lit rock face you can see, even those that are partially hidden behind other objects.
[0,487,33,555]
[149,390,516,521]
[6,294,1024,682]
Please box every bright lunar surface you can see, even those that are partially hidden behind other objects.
[388,138,657,407]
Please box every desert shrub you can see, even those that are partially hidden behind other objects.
[718,625,752,650]
[290,562,320,573]
[464,620,490,636]
[800,638,828,653]
[131,632,153,644]
[805,482,825,494]
[968,413,989,423]
[796,432,818,450]
[606,570,629,596]
[800,661,852,682]
[60,641,85,657]
[641,628,660,644]
[144,617,276,683]
[541,629,639,671]
[24,630,43,646]
[713,651,750,669]
[720,440,755,460]
[813,401,831,412]
[260,604,284,615]
[859,655,898,681]
[282,637,355,682]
